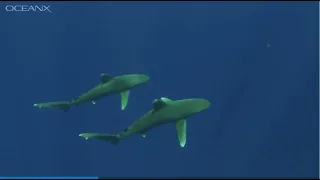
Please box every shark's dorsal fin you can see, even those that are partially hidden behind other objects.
[152,99,165,110]
[152,97,172,110]
[175,119,187,148]
[160,97,172,103]
[100,74,113,84]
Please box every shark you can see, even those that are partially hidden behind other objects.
[33,73,150,112]
[79,97,211,147]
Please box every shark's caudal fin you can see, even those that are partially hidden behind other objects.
[33,101,71,112]
[175,119,187,148]
[79,133,120,145]
[120,90,130,110]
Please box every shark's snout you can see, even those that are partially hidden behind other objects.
[175,98,211,114]
[192,99,211,112]
[134,74,150,83]
[126,74,150,85]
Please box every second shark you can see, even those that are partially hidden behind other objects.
[34,73,150,112]
[79,97,211,147]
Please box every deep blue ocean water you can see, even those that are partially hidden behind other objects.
[0,1,318,178]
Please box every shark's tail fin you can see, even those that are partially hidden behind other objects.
[79,133,120,145]
[33,101,71,112]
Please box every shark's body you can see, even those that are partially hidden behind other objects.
[33,74,149,112]
[79,97,211,147]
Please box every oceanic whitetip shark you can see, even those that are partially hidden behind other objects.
[33,73,150,112]
[79,97,211,147]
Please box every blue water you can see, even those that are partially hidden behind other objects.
[0,1,318,178]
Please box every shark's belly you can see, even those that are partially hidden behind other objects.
[72,90,111,105]
[133,116,172,135]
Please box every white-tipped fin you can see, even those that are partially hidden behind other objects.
[120,90,130,110]
[175,119,187,148]
[152,97,173,110]
[92,101,96,104]
[160,97,172,103]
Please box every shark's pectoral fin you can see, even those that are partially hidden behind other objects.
[120,90,130,110]
[175,119,187,148]
[92,101,97,104]
[100,74,113,84]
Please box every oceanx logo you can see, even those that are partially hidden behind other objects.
[5,5,52,13]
